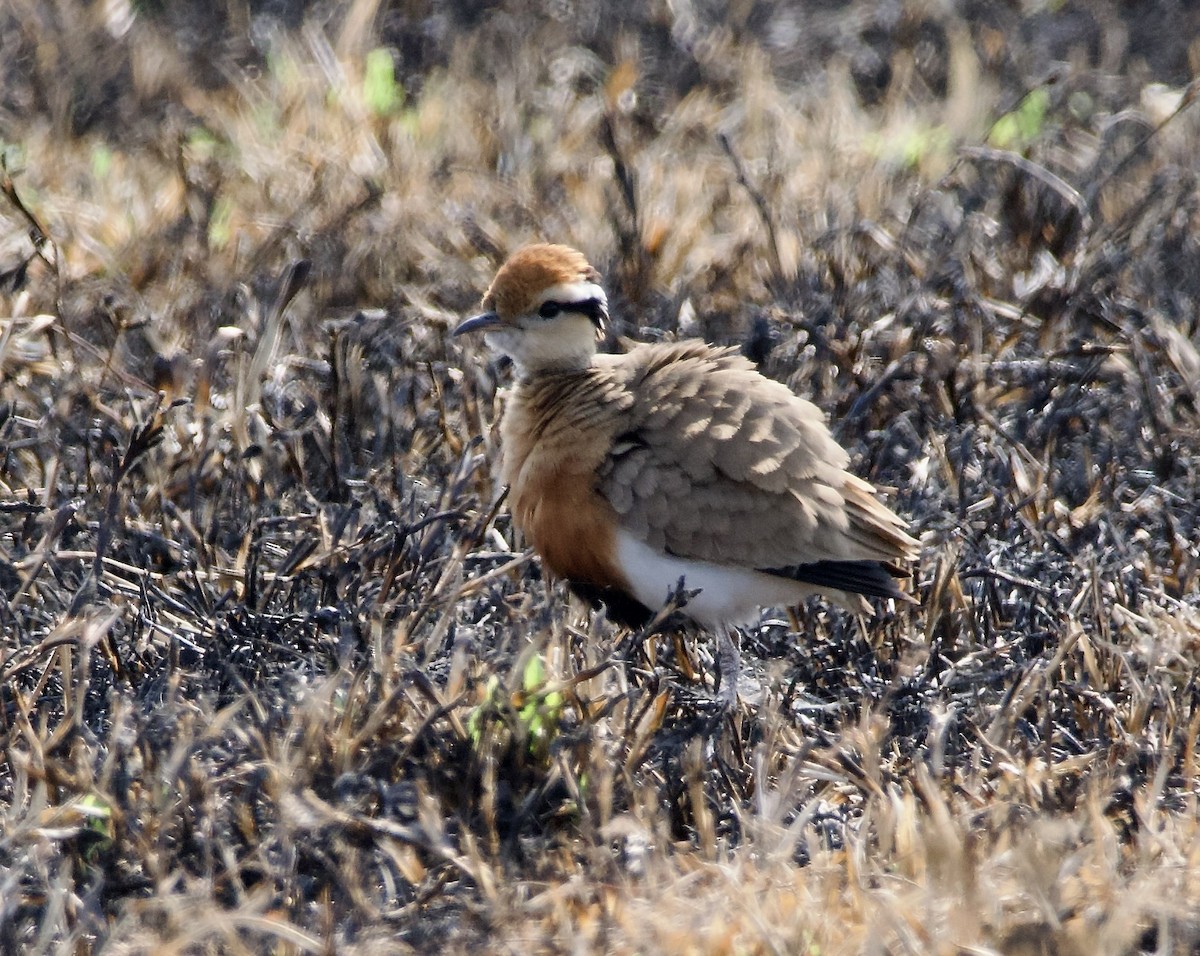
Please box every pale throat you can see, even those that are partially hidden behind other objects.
[486,317,599,378]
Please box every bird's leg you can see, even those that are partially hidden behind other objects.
[714,624,741,710]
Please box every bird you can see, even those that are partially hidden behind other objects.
[454,243,919,703]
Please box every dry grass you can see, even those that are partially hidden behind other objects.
[2,1,1200,952]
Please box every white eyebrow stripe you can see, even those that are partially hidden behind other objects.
[537,281,608,308]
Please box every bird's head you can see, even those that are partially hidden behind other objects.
[453,244,608,377]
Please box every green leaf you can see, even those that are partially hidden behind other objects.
[522,653,545,691]
[208,196,233,250]
[990,88,1049,149]
[467,675,500,746]
[364,48,403,116]
[90,143,114,180]
[77,792,112,824]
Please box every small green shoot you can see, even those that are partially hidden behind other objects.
[77,793,114,863]
[866,124,951,170]
[208,195,233,250]
[466,653,564,759]
[185,126,222,162]
[518,652,564,752]
[990,88,1050,149]
[364,48,403,116]
[90,143,114,180]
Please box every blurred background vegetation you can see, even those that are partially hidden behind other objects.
[3,1,1200,953]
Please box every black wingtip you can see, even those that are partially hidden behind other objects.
[764,559,916,603]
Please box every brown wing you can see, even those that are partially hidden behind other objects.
[595,342,918,575]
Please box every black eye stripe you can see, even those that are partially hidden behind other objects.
[577,298,607,325]
[537,297,607,326]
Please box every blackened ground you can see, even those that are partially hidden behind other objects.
[2,2,1200,952]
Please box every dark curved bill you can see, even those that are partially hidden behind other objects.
[453,312,502,336]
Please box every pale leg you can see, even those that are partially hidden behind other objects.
[715,624,741,710]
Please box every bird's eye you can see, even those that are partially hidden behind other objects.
[538,301,561,319]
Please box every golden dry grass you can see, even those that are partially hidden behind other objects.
[3,2,1200,952]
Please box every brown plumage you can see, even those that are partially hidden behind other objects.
[454,244,919,639]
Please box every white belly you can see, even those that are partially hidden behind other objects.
[613,529,821,629]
